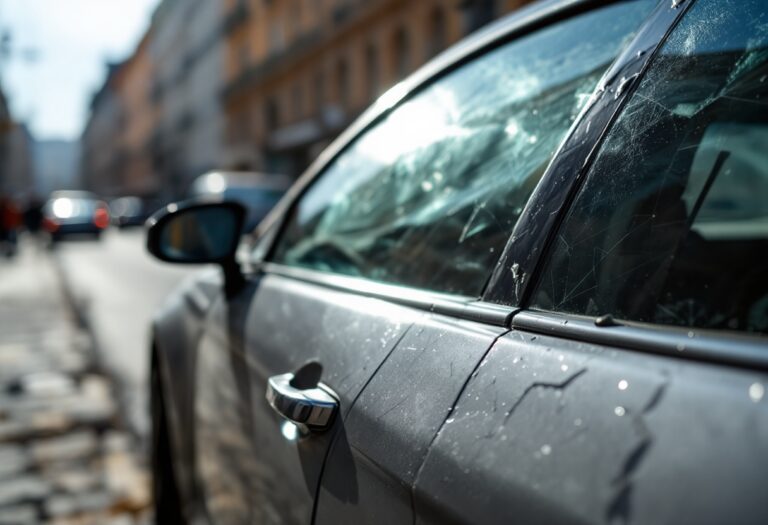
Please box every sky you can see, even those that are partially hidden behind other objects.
[0,0,160,141]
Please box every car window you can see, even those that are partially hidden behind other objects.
[270,0,655,296]
[532,0,768,334]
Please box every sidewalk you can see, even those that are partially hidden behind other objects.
[0,240,150,524]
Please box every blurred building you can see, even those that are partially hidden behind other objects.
[0,86,35,198]
[32,140,79,196]
[80,0,529,198]
[149,0,228,200]
[81,63,125,196]
[5,124,35,197]
[222,0,528,177]
[81,0,227,200]
[114,33,156,197]
[0,87,14,192]
[0,88,8,159]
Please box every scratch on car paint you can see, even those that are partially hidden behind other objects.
[378,394,412,420]
[501,368,587,427]
[336,369,356,389]
[412,329,511,520]
[606,380,669,524]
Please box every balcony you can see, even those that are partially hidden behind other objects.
[221,30,322,102]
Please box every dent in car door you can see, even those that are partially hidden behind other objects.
[414,329,768,524]
[314,311,509,524]
[193,273,420,523]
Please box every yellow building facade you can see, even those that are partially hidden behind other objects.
[113,32,157,196]
[222,0,529,176]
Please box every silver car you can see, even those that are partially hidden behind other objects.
[146,0,768,523]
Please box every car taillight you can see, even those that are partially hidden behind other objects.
[93,208,110,229]
[43,217,59,233]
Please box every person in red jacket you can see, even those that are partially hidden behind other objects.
[0,195,21,257]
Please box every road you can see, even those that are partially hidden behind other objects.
[53,228,199,438]
[0,237,151,523]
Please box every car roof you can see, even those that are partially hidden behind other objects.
[48,190,100,201]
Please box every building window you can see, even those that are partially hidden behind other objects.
[365,42,379,100]
[393,26,410,79]
[239,42,249,70]
[236,112,250,143]
[314,69,325,113]
[336,58,350,107]
[269,17,285,53]
[287,0,303,39]
[461,0,496,35]
[265,97,280,130]
[429,7,447,57]
[292,83,304,121]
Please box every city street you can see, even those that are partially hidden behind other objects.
[52,229,196,438]
[0,237,150,523]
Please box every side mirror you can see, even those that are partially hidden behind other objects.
[146,200,246,296]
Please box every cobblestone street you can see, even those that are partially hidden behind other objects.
[0,240,150,524]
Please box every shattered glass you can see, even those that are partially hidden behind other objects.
[533,0,768,334]
[271,1,654,296]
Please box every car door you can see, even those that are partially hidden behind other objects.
[194,275,424,523]
[193,0,659,522]
[414,1,768,523]
[305,1,660,523]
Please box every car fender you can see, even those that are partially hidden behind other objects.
[151,266,223,509]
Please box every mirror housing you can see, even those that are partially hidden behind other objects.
[146,200,246,296]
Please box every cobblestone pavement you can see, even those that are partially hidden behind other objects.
[0,240,151,524]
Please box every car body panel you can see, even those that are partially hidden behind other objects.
[151,267,222,514]
[49,222,102,236]
[192,273,421,523]
[414,327,768,524]
[314,315,507,524]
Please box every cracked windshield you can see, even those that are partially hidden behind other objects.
[0,0,766,524]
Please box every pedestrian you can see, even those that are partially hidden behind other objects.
[0,195,21,257]
[23,195,44,234]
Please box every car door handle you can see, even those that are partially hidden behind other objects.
[266,372,339,432]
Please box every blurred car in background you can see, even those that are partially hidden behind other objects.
[110,196,165,228]
[189,171,291,232]
[42,190,110,242]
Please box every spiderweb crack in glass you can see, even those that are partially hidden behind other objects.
[272,1,656,296]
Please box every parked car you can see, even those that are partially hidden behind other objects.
[43,191,109,242]
[146,0,768,523]
[189,171,291,232]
